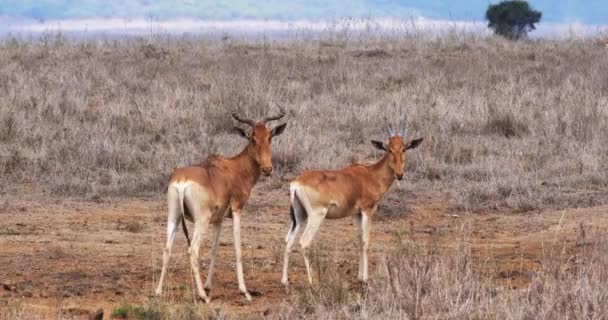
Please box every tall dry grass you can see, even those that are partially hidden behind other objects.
[0,34,607,212]
[272,226,608,320]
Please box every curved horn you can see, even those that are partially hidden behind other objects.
[232,112,255,127]
[262,106,286,124]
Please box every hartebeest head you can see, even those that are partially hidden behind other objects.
[232,108,287,176]
[371,128,423,180]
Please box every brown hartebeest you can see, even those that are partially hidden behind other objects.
[281,127,423,286]
[155,109,287,302]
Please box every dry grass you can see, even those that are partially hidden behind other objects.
[0,301,43,320]
[1,35,607,212]
[271,226,608,320]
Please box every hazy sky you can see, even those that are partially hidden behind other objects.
[0,1,606,24]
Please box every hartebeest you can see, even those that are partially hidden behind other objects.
[155,109,287,302]
[281,127,423,286]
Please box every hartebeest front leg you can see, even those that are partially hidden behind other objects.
[358,210,372,283]
[204,222,222,295]
[232,210,252,301]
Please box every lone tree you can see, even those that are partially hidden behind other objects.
[486,1,542,40]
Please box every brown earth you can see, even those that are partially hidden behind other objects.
[1,185,606,319]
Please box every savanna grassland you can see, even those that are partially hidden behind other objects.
[1,33,608,319]
[1,34,607,211]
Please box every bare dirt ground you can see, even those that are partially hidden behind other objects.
[1,185,607,319]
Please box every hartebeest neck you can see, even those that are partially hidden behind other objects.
[367,153,396,194]
[230,142,262,189]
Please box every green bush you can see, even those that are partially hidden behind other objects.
[486,1,542,39]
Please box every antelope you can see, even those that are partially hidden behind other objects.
[281,127,423,286]
[155,109,287,302]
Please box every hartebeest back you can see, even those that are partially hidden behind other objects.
[156,109,287,302]
[281,127,423,286]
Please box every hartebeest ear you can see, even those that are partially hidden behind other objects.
[406,138,424,150]
[371,140,387,151]
[271,123,287,137]
[233,126,249,139]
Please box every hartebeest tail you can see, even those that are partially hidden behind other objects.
[155,108,287,303]
[176,184,191,246]
[286,205,296,240]
[282,126,423,286]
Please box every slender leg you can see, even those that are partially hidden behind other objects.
[155,188,181,296]
[299,209,327,285]
[204,222,222,293]
[282,216,302,286]
[189,211,211,303]
[356,213,363,280]
[232,210,252,301]
[284,221,294,243]
[358,211,372,283]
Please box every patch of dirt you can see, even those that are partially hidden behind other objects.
[1,186,606,318]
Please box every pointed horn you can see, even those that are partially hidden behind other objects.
[232,112,255,127]
[399,128,405,137]
[262,106,286,124]
[383,115,392,137]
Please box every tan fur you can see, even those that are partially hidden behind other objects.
[156,120,285,302]
[282,135,422,286]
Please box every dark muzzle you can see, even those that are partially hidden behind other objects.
[262,167,273,176]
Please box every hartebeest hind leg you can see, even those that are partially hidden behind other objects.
[232,210,252,301]
[188,204,211,303]
[299,209,328,285]
[281,199,306,286]
[204,222,222,294]
[155,187,182,296]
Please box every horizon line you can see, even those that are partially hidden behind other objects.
[1,17,606,39]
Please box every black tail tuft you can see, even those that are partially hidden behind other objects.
[289,205,296,231]
[181,216,191,247]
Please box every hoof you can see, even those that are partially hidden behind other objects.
[243,292,252,302]
[204,287,211,296]
[196,295,211,304]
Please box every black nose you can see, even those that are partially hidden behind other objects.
[262,167,272,176]
[396,174,403,181]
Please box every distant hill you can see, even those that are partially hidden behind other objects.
[0,1,606,24]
